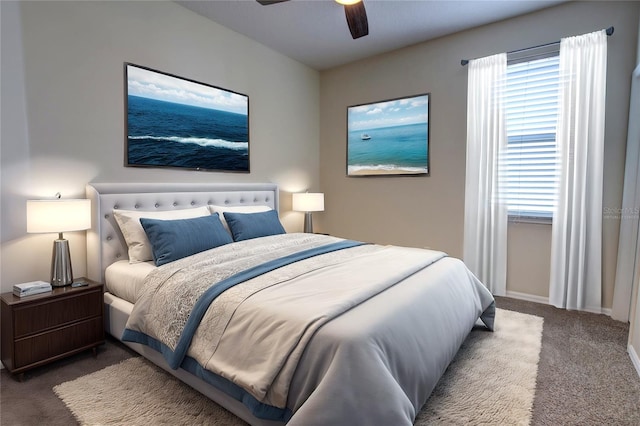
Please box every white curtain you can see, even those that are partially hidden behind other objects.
[612,64,640,321]
[463,53,508,296]
[550,30,607,311]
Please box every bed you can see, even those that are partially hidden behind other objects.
[86,182,495,426]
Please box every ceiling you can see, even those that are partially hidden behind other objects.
[177,0,567,71]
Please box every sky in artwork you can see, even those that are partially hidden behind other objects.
[348,94,428,131]
[127,65,247,115]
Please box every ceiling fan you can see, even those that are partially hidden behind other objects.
[256,0,369,39]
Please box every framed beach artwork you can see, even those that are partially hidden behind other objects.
[125,63,249,172]
[347,93,430,176]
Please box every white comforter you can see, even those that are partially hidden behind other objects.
[123,233,495,425]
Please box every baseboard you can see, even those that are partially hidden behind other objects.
[629,344,640,379]
[505,291,613,317]
[505,291,549,305]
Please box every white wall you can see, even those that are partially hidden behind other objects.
[319,1,640,309]
[629,16,640,378]
[0,1,320,292]
[631,252,640,377]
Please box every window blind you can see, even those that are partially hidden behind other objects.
[501,54,560,220]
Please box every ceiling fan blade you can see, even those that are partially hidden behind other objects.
[256,0,289,5]
[344,1,369,39]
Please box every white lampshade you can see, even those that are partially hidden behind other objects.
[292,193,325,212]
[27,199,91,233]
[335,0,361,5]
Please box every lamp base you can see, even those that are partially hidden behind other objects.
[51,238,73,286]
[303,212,314,233]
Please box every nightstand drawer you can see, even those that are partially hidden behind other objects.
[13,290,102,338]
[13,316,103,369]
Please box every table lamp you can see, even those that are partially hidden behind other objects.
[292,192,324,233]
[27,198,91,286]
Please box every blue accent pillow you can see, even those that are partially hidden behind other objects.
[223,210,286,242]
[140,214,233,266]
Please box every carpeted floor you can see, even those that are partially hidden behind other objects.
[1,334,135,426]
[497,297,640,425]
[2,296,639,425]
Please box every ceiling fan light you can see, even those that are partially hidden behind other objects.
[336,0,361,5]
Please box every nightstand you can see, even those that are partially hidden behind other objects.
[0,278,104,379]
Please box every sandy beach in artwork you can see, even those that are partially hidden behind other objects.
[348,167,428,176]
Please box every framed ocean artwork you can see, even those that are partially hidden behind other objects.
[346,93,430,176]
[125,63,249,172]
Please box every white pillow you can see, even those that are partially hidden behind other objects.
[113,206,211,263]
[208,204,272,232]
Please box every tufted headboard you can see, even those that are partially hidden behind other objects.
[86,182,279,283]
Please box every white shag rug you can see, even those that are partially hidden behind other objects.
[54,308,543,426]
[417,308,543,425]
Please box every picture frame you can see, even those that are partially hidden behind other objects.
[125,63,249,173]
[347,93,430,176]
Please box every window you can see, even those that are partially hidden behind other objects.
[501,52,560,221]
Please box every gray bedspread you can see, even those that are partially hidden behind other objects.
[123,233,495,425]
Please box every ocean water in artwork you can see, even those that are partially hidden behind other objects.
[127,95,249,172]
[347,122,428,175]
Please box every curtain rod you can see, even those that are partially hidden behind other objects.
[460,26,614,66]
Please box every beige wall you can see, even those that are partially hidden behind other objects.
[0,1,320,292]
[319,1,640,308]
[506,223,552,300]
